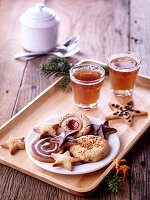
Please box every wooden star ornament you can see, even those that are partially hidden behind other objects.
[51,150,81,171]
[106,101,148,126]
[1,136,25,155]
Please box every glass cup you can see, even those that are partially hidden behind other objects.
[70,64,105,110]
[107,52,141,96]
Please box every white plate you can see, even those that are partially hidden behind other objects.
[25,116,120,175]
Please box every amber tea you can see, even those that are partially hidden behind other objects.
[70,64,105,110]
[107,53,141,96]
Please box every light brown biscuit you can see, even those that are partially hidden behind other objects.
[33,122,59,138]
[51,150,81,171]
[29,137,60,163]
[69,135,110,162]
[105,101,148,126]
[57,113,91,137]
[1,136,25,155]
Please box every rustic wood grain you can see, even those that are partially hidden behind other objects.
[130,1,150,199]
[0,0,42,126]
[130,130,150,200]
[130,0,150,76]
[50,0,129,61]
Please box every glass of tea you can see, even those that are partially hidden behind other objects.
[107,52,141,96]
[70,64,105,110]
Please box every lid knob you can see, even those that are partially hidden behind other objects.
[35,3,45,12]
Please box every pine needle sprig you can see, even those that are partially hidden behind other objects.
[57,74,71,91]
[41,56,73,78]
[105,174,123,194]
[102,65,109,75]
[41,56,73,90]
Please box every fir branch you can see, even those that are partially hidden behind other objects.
[57,74,71,91]
[102,65,109,75]
[41,56,73,91]
[105,174,123,194]
[41,56,73,78]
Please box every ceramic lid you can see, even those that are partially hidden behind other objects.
[20,3,59,28]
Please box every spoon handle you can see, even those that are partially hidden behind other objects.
[21,47,80,61]
[14,52,49,59]
[14,45,67,59]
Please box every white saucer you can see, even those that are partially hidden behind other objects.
[25,116,120,175]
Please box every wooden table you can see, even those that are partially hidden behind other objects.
[0,0,149,199]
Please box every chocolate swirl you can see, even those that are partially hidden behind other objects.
[29,137,59,163]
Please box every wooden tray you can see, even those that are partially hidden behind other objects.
[0,75,150,196]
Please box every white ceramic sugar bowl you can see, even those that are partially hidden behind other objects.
[20,3,60,52]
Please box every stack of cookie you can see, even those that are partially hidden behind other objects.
[29,113,117,171]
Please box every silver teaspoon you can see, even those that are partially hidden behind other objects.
[24,47,80,61]
[14,36,80,59]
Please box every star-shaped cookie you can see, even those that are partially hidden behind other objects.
[51,150,81,171]
[90,121,117,139]
[1,136,25,154]
[106,101,148,126]
[33,122,59,139]
[51,130,78,149]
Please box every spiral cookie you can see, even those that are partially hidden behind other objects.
[69,135,110,162]
[57,113,91,137]
[29,137,60,162]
